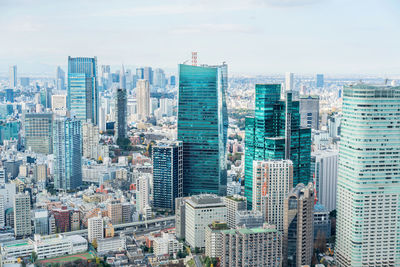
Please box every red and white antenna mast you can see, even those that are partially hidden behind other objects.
[191,52,198,66]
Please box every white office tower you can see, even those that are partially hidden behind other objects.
[14,192,32,238]
[136,79,150,120]
[252,160,293,233]
[159,98,173,117]
[0,195,4,228]
[88,215,104,242]
[98,107,106,132]
[9,65,17,88]
[51,95,67,110]
[136,175,150,215]
[185,194,227,249]
[285,72,294,91]
[336,85,400,267]
[223,195,247,228]
[82,121,100,159]
[312,149,338,212]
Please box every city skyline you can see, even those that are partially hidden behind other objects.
[1,0,400,76]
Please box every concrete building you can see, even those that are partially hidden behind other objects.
[300,95,319,130]
[175,197,187,240]
[97,236,126,255]
[136,175,150,215]
[136,79,150,120]
[153,232,183,256]
[205,221,229,258]
[185,194,227,248]
[219,225,282,267]
[311,149,338,212]
[285,72,294,92]
[88,216,104,242]
[235,210,265,229]
[24,112,53,154]
[82,121,101,160]
[0,195,4,227]
[13,192,31,238]
[252,160,293,233]
[283,183,314,267]
[223,195,246,228]
[313,203,331,240]
[107,200,122,225]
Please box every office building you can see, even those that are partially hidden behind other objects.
[136,175,150,215]
[327,113,341,139]
[153,232,183,256]
[159,98,173,117]
[14,193,31,238]
[0,195,4,228]
[5,89,14,103]
[53,117,82,190]
[235,210,265,229]
[0,120,20,144]
[97,236,126,255]
[312,149,338,212]
[219,225,282,267]
[20,77,30,87]
[313,203,331,240]
[56,66,66,90]
[121,202,132,223]
[82,121,99,159]
[223,195,246,228]
[152,141,183,210]
[283,183,314,267]
[185,194,227,248]
[143,67,153,84]
[24,112,53,155]
[34,210,49,236]
[107,200,122,225]
[316,74,324,88]
[51,94,67,111]
[252,160,293,232]
[88,215,104,242]
[336,85,400,267]
[300,95,320,130]
[244,84,311,208]
[285,72,294,91]
[153,68,166,88]
[175,197,188,239]
[136,79,150,120]
[9,65,17,88]
[67,56,98,124]
[178,63,228,195]
[115,88,127,139]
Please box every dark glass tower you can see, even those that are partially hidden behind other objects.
[152,141,183,210]
[178,63,228,196]
[244,84,311,208]
[67,56,98,124]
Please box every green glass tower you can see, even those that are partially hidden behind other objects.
[178,63,228,196]
[244,84,311,208]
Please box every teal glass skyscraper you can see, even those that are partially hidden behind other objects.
[244,84,311,208]
[177,63,228,195]
[336,85,400,267]
[67,57,98,124]
[53,117,82,190]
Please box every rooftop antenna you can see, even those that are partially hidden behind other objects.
[191,52,198,66]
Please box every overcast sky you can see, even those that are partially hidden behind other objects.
[1,0,399,76]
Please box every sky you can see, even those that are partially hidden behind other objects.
[0,0,399,76]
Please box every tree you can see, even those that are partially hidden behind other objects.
[92,239,98,249]
[31,251,38,263]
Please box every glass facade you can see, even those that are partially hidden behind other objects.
[177,64,228,195]
[245,84,311,208]
[152,141,183,210]
[24,113,53,154]
[67,57,98,124]
[53,117,82,190]
[336,85,400,266]
[0,120,19,144]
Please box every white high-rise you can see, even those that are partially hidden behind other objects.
[252,160,293,233]
[136,79,150,120]
[82,121,100,159]
[136,175,150,214]
[312,149,338,212]
[336,85,400,267]
[285,72,294,91]
[88,216,104,242]
[9,65,17,88]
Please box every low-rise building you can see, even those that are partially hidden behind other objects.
[97,236,126,255]
[152,232,183,256]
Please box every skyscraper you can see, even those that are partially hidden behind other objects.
[316,74,324,88]
[244,84,311,208]
[56,66,66,90]
[9,65,17,89]
[336,85,400,267]
[115,88,127,139]
[252,160,293,233]
[299,95,320,130]
[14,192,31,238]
[152,141,183,210]
[285,72,294,92]
[136,79,150,120]
[283,183,314,267]
[153,68,166,88]
[53,117,82,190]
[67,56,98,124]
[119,65,126,90]
[178,63,228,195]
[143,67,153,84]
[24,112,53,154]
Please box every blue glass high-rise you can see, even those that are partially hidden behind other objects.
[177,63,228,196]
[67,57,98,124]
